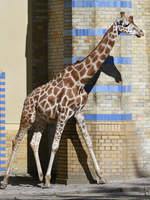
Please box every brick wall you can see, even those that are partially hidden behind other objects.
[49,0,150,183]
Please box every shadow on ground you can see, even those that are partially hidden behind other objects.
[0,175,40,187]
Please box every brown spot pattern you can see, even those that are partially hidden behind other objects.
[87,66,95,76]
[67,66,73,72]
[96,61,102,68]
[98,45,105,54]
[85,58,90,65]
[71,70,79,81]
[64,78,74,87]
[81,78,89,84]
[100,54,106,61]
[108,40,115,47]
[57,88,66,103]
[73,86,79,96]
[62,96,68,106]
[48,96,55,106]
[105,47,110,54]
[54,87,59,95]
[57,81,63,88]
[48,87,53,94]
[39,94,47,102]
[67,89,74,98]
[92,55,98,63]
[76,64,83,71]
[80,68,86,77]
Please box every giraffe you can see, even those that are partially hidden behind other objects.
[0,12,144,189]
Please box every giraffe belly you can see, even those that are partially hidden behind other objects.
[36,104,57,122]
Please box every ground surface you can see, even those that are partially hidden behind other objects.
[0,176,150,199]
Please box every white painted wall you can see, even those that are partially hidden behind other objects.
[0,1,27,126]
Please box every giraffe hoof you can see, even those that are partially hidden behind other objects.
[0,181,8,189]
[42,183,51,189]
[97,177,106,185]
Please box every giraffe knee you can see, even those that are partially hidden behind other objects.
[84,134,93,148]
[52,142,59,153]
[12,137,18,151]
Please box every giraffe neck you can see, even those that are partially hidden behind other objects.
[75,23,118,86]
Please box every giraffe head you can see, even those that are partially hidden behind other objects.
[115,12,144,38]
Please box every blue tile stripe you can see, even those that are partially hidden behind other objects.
[0,140,6,144]
[0,82,5,86]
[0,160,6,164]
[0,101,5,104]
[0,154,6,158]
[64,29,130,37]
[0,147,6,151]
[0,94,5,98]
[0,167,6,170]
[84,114,132,121]
[64,0,132,8]
[0,72,5,79]
[86,85,131,93]
[0,120,5,124]
[66,57,132,65]
[0,113,5,117]
[0,72,6,171]
[0,107,5,111]
[0,127,5,131]
[0,133,6,137]
[0,88,5,92]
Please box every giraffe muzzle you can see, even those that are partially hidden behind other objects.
[136,30,144,38]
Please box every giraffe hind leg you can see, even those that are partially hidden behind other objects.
[0,129,27,189]
[75,112,106,184]
[0,104,35,189]
[30,132,43,182]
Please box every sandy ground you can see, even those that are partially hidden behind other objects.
[0,176,150,200]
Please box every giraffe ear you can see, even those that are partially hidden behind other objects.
[129,16,134,22]
[120,12,125,17]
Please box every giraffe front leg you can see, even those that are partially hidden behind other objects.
[44,113,68,188]
[30,132,43,182]
[75,112,106,184]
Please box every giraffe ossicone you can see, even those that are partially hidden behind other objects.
[0,12,144,189]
